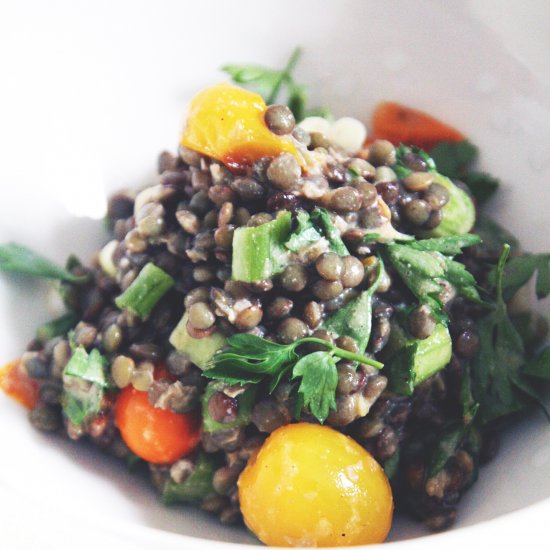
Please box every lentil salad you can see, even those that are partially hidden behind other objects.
[2,50,550,546]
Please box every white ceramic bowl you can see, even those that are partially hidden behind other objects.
[1,1,549,548]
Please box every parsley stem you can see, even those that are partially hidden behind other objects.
[495,244,511,303]
[294,337,384,370]
[266,47,302,105]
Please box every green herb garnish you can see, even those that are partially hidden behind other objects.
[36,312,79,343]
[284,210,323,253]
[471,245,550,424]
[222,47,328,122]
[524,348,550,380]
[115,262,175,319]
[488,252,550,301]
[430,140,499,204]
[205,333,383,423]
[384,236,482,322]
[292,351,339,422]
[322,258,384,352]
[64,346,109,388]
[0,243,88,283]
[162,453,221,505]
[474,213,520,253]
[62,346,109,426]
[406,234,481,255]
[394,144,436,179]
[310,207,349,255]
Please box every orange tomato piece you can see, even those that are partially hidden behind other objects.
[371,101,464,151]
[115,385,200,464]
[181,83,301,170]
[238,423,393,547]
[0,359,40,410]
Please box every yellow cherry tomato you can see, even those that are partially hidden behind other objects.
[238,423,393,547]
[180,83,301,170]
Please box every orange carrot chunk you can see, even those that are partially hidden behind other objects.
[371,102,464,151]
[0,359,40,410]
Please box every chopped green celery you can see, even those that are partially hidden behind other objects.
[162,453,221,505]
[421,174,475,237]
[386,322,452,395]
[169,312,226,370]
[201,381,256,433]
[36,312,78,343]
[115,262,174,319]
[231,211,292,282]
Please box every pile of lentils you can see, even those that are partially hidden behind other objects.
[22,102,497,532]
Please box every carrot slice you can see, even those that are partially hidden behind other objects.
[0,359,40,409]
[371,102,464,151]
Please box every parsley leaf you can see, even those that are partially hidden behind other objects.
[323,257,383,352]
[428,423,466,477]
[310,207,349,255]
[488,253,550,301]
[64,346,109,388]
[474,213,520,253]
[523,348,550,380]
[0,242,88,283]
[62,346,109,426]
[205,333,383,423]
[407,234,481,255]
[205,333,298,384]
[222,47,328,122]
[430,140,499,204]
[471,245,550,424]
[284,210,323,253]
[385,237,482,322]
[292,351,338,422]
[430,140,477,175]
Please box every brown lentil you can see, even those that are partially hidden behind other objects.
[315,252,344,281]
[368,139,396,166]
[278,317,309,343]
[266,297,293,320]
[266,153,301,190]
[231,177,265,202]
[303,301,323,329]
[264,105,295,135]
[423,183,450,209]
[188,302,216,330]
[103,324,123,353]
[404,199,432,226]
[176,209,200,235]
[424,208,444,229]
[280,264,308,292]
[408,305,437,339]
[341,256,364,288]
[235,305,263,330]
[131,361,155,391]
[312,279,344,301]
[136,202,165,237]
[404,172,434,191]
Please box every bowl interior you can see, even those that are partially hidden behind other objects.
[1,0,549,547]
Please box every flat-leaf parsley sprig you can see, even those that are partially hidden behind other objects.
[204,333,383,423]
